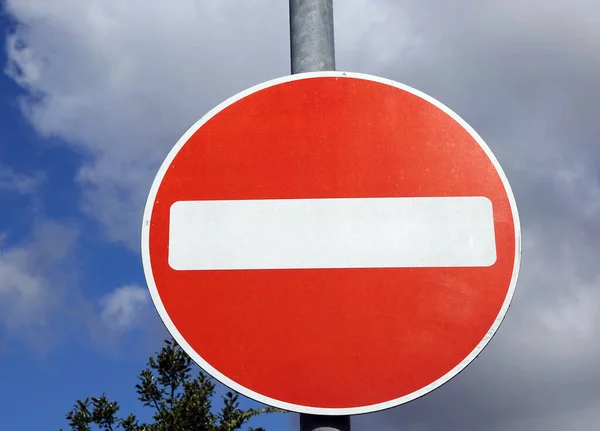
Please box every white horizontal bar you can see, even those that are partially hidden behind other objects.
[168,197,496,270]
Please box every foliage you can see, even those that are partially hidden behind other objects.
[58,339,281,431]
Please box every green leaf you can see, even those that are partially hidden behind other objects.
[59,338,284,430]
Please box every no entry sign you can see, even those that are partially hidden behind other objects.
[141,72,521,415]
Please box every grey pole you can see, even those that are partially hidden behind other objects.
[300,414,351,431]
[289,0,336,73]
[289,2,348,431]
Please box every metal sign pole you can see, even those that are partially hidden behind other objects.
[290,0,336,74]
[289,1,348,430]
[300,413,351,431]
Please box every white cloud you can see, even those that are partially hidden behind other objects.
[0,164,44,194]
[0,251,47,326]
[4,0,600,429]
[0,222,152,350]
[0,221,77,348]
[99,284,149,332]
[4,0,290,248]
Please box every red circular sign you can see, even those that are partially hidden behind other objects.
[142,72,521,414]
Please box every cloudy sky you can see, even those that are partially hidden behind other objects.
[0,0,599,430]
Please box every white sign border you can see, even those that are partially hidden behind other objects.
[141,71,522,416]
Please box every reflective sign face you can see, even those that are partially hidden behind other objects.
[141,72,521,415]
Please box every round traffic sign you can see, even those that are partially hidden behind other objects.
[142,72,521,415]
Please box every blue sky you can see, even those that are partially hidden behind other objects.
[1,1,600,431]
